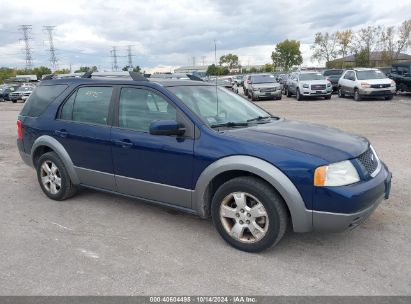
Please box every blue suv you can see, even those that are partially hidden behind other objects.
[17,72,392,252]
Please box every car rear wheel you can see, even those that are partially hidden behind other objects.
[286,88,291,97]
[385,96,393,100]
[36,152,77,201]
[354,89,361,101]
[324,94,331,100]
[211,177,288,252]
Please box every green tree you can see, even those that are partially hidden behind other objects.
[336,30,353,68]
[271,39,303,71]
[263,63,274,72]
[206,64,229,76]
[0,67,16,83]
[54,68,70,74]
[133,66,141,73]
[74,66,98,73]
[32,66,52,79]
[352,26,382,67]
[311,32,338,64]
[249,67,257,73]
[219,54,239,70]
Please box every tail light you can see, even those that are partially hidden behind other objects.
[17,119,23,140]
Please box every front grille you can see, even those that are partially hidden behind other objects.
[357,147,379,176]
[260,88,275,92]
[370,84,390,89]
[311,84,326,90]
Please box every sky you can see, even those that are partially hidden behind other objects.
[0,0,410,73]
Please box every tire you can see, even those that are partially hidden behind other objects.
[338,87,345,98]
[251,92,257,101]
[244,89,248,96]
[12,100,17,103]
[385,95,393,100]
[36,152,77,201]
[296,89,302,101]
[286,88,291,97]
[211,176,288,252]
[324,94,331,100]
[277,95,282,100]
[354,89,361,101]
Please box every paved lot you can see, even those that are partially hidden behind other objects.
[0,93,410,295]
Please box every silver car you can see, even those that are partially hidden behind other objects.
[246,74,282,101]
[287,71,332,101]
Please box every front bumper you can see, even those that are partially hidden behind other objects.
[253,89,282,98]
[359,88,395,97]
[312,163,392,232]
[301,88,332,96]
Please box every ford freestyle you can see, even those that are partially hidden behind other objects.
[17,72,392,252]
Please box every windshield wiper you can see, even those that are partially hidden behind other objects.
[246,116,272,123]
[210,121,249,128]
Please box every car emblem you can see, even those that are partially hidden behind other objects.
[380,85,382,88]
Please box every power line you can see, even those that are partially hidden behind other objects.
[43,26,58,71]
[18,25,33,69]
[110,46,119,71]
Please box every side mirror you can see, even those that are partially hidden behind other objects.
[149,120,185,136]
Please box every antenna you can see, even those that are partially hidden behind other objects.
[18,25,33,69]
[110,46,119,71]
[43,26,58,71]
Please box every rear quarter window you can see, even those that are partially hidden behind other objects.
[20,84,68,117]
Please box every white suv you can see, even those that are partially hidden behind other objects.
[338,68,396,101]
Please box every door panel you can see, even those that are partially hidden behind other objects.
[111,87,194,208]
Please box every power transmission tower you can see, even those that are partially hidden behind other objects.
[110,46,119,71]
[43,26,58,71]
[127,45,135,69]
[18,25,33,69]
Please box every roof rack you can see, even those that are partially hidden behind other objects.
[80,71,149,81]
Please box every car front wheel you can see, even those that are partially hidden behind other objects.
[211,177,288,252]
[354,89,361,101]
[296,89,302,101]
[338,87,345,98]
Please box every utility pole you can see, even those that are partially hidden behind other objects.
[110,46,119,71]
[18,25,33,69]
[43,26,58,71]
[127,45,135,69]
[201,56,206,66]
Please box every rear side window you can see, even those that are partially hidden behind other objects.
[20,85,68,117]
[60,86,113,125]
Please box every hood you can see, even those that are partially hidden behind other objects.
[225,119,368,163]
[360,78,391,85]
[251,82,281,89]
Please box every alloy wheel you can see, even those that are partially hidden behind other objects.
[40,160,62,194]
[219,192,269,243]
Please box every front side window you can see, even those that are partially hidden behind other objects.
[119,88,177,132]
[61,86,112,125]
[168,85,271,127]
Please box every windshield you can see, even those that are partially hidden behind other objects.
[252,75,276,84]
[323,70,344,76]
[299,73,325,81]
[168,85,272,127]
[356,70,386,80]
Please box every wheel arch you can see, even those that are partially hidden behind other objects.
[31,135,80,185]
[193,155,313,232]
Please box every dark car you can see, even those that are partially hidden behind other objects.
[389,61,411,92]
[322,69,344,92]
[17,72,391,252]
[0,85,19,101]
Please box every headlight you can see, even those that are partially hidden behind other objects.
[302,83,309,88]
[327,82,331,87]
[390,80,396,87]
[361,82,370,88]
[314,160,360,187]
[252,86,258,91]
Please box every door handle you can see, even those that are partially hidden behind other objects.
[55,129,68,138]
[112,139,133,148]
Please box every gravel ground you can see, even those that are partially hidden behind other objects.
[0,93,410,295]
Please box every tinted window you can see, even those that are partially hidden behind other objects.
[20,85,68,117]
[323,69,344,76]
[252,75,276,84]
[68,87,112,125]
[60,92,76,120]
[299,73,325,81]
[356,70,386,80]
[119,88,176,132]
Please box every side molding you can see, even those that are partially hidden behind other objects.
[31,135,80,185]
[193,155,313,232]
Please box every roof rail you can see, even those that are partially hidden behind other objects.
[81,71,93,78]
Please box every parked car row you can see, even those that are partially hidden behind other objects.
[0,83,35,103]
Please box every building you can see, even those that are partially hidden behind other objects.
[327,52,411,68]
[174,65,209,74]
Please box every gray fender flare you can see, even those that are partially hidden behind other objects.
[193,155,313,232]
[31,135,80,185]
